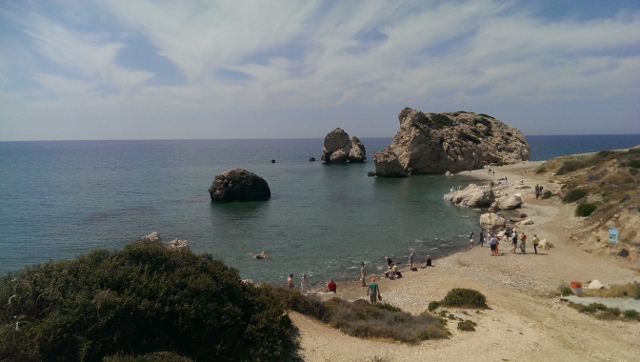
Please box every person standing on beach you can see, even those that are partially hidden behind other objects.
[532,234,540,254]
[478,231,485,247]
[360,262,367,287]
[520,231,527,254]
[287,274,294,288]
[408,251,415,270]
[300,274,307,293]
[367,277,381,304]
[511,230,518,253]
[326,279,337,293]
[469,232,475,248]
[489,234,498,256]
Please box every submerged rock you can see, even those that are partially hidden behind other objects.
[209,168,271,202]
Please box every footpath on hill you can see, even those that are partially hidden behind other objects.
[291,161,640,362]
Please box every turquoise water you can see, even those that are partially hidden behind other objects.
[1,135,638,287]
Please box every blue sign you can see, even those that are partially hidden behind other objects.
[609,227,618,244]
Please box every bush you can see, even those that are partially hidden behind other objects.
[441,288,488,308]
[558,284,573,296]
[457,320,477,331]
[575,202,597,217]
[542,190,554,199]
[0,244,297,362]
[623,310,640,320]
[535,167,546,174]
[320,298,449,344]
[428,301,440,312]
[562,188,588,203]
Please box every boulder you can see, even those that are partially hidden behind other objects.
[587,280,605,290]
[371,147,409,177]
[494,195,523,210]
[166,238,190,251]
[348,136,367,162]
[209,168,271,202]
[444,183,494,207]
[136,232,162,245]
[516,219,534,228]
[372,108,530,175]
[321,128,367,164]
[135,232,190,251]
[479,213,506,233]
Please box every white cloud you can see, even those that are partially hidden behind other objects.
[0,0,638,140]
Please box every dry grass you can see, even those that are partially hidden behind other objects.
[582,282,640,299]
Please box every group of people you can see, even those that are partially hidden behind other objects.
[285,252,434,304]
[475,226,541,255]
[535,184,545,199]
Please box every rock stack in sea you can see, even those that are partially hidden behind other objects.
[371,108,530,176]
[208,168,271,202]
[321,128,366,164]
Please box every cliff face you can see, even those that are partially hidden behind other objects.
[373,108,530,176]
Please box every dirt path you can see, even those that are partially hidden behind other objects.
[291,162,640,362]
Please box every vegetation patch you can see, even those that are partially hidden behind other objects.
[318,298,449,344]
[562,188,589,203]
[457,320,478,331]
[429,114,454,129]
[583,282,640,299]
[0,245,298,362]
[575,202,597,217]
[441,288,488,309]
[568,302,640,321]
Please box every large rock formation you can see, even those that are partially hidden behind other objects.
[443,183,494,207]
[372,108,530,176]
[321,128,366,163]
[209,168,271,202]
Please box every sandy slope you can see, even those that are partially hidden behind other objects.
[291,162,640,362]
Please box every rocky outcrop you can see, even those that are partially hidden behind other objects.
[371,147,409,177]
[321,128,366,163]
[372,108,530,176]
[443,183,494,207]
[209,168,271,202]
[493,194,523,211]
[479,213,506,233]
[136,232,190,251]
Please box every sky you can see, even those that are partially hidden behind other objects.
[0,0,639,141]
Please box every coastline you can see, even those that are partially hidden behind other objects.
[292,161,640,362]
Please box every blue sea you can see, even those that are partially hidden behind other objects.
[1,134,639,287]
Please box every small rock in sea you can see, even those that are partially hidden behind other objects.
[309,157,315,162]
[271,159,276,163]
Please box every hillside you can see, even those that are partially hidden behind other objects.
[535,145,640,261]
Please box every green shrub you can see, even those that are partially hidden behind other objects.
[457,320,477,331]
[535,167,546,174]
[562,188,588,203]
[623,309,640,320]
[575,202,597,217]
[0,244,297,362]
[542,190,554,199]
[441,288,488,308]
[558,284,573,296]
[428,301,440,312]
[320,298,449,343]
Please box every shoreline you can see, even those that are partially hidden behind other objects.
[293,160,640,361]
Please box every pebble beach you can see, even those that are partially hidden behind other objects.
[292,161,640,362]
